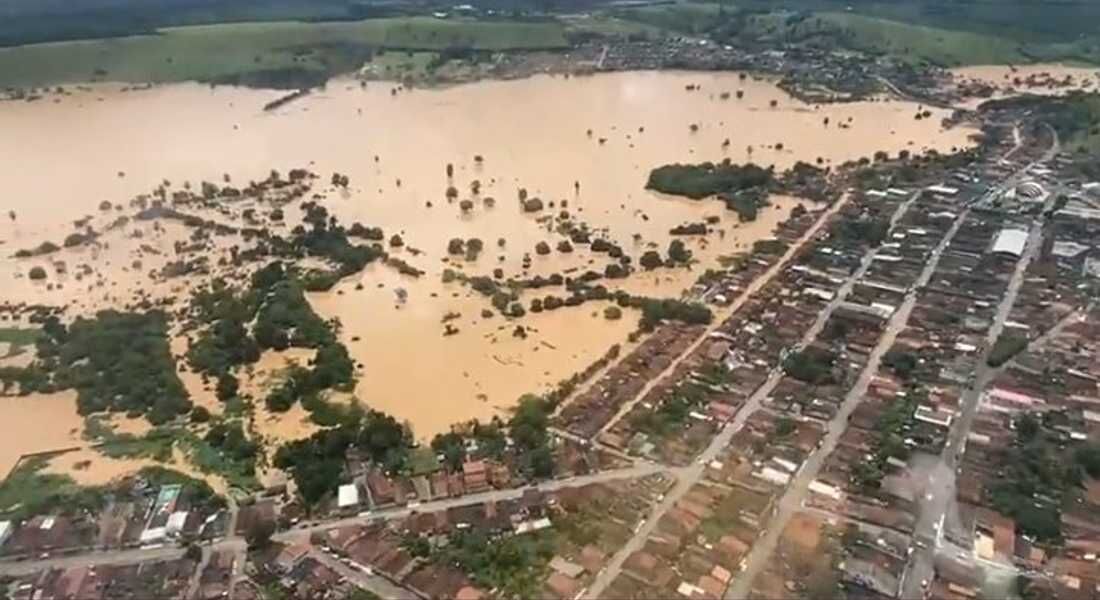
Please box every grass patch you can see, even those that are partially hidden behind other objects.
[361,50,437,80]
[177,428,260,491]
[560,14,663,39]
[0,457,105,520]
[815,12,1030,66]
[735,9,1100,66]
[0,17,569,88]
[0,327,41,357]
[610,3,725,35]
[407,446,441,476]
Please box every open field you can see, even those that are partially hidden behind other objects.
[814,12,1033,66]
[607,3,724,35]
[2,2,1098,89]
[0,17,569,88]
[608,2,1100,66]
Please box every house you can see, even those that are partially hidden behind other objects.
[274,543,311,573]
[578,545,606,574]
[455,587,485,600]
[366,470,397,507]
[489,463,511,489]
[463,460,490,493]
[545,572,582,599]
[549,556,585,579]
[430,471,450,499]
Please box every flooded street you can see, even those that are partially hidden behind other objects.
[0,70,977,470]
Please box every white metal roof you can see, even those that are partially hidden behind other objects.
[991,228,1028,256]
[337,484,360,508]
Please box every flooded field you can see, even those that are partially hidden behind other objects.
[954,63,1099,88]
[0,70,977,474]
[0,391,84,476]
[952,63,1100,106]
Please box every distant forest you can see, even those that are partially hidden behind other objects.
[2,0,1099,47]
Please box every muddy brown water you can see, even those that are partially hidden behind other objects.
[0,71,977,484]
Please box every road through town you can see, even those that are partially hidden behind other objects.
[725,195,973,599]
[900,129,1059,599]
[584,188,923,599]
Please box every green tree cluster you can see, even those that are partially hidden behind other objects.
[437,529,556,598]
[987,413,1085,542]
[782,347,837,385]
[12,311,193,424]
[646,160,773,199]
[273,411,412,505]
[829,216,890,247]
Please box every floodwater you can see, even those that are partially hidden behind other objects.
[0,70,978,470]
[0,391,84,477]
[952,63,1100,106]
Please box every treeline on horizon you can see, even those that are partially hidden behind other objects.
[3,0,1099,47]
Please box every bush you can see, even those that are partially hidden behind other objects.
[783,347,836,385]
[28,266,47,280]
[633,298,712,330]
[190,406,212,423]
[640,251,663,270]
[216,373,239,402]
[670,222,707,235]
[723,193,767,222]
[63,232,91,247]
[752,239,788,255]
[604,306,623,320]
[988,334,1028,367]
[604,263,627,279]
[830,216,890,246]
[667,239,691,264]
[882,350,919,379]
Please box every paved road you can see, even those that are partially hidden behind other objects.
[0,464,663,580]
[185,545,212,600]
[900,129,1060,600]
[275,462,668,546]
[584,190,920,599]
[309,549,421,600]
[593,194,853,438]
[725,194,971,600]
[0,545,190,577]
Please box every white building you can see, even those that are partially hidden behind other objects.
[991,228,1028,257]
[926,184,959,196]
[338,484,360,508]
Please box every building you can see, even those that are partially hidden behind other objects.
[338,484,360,509]
[991,228,1028,257]
[926,184,959,196]
[462,460,489,493]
